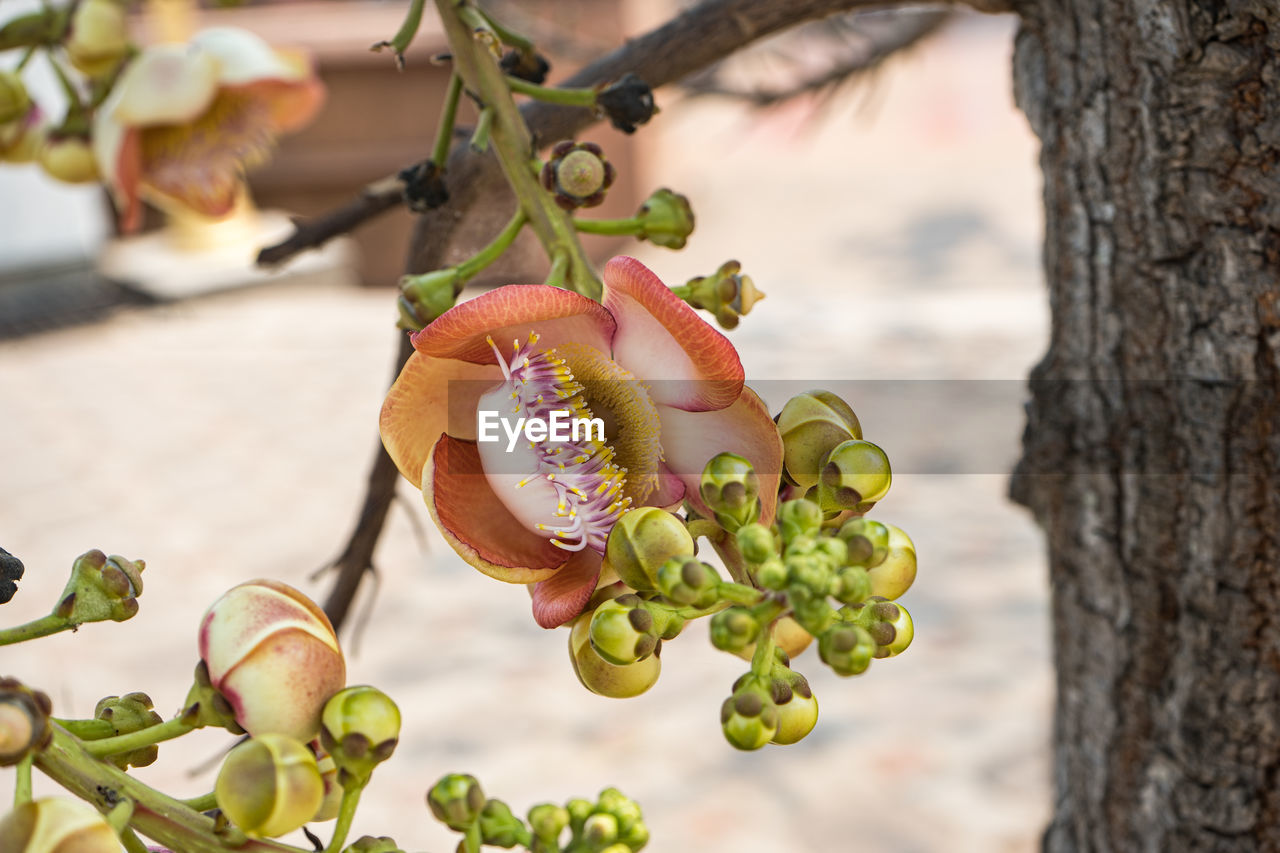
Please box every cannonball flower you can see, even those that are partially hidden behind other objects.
[199,579,346,742]
[380,256,783,628]
[92,27,324,231]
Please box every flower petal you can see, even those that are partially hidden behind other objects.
[649,461,687,509]
[194,27,310,86]
[657,386,784,524]
[379,351,501,488]
[111,44,219,126]
[91,107,143,230]
[530,549,602,628]
[423,434,567,583]
[602,256,743,411]
[413,284,614,364]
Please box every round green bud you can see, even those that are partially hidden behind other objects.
[786,554,832,597]
[699,453,760,532]
[838,518,891,567]
[656,557,720,608]
[589,598,659,666]
[681,260,764,330]
[832,565,872,605]
[736,523,778,564]
[865,524,917,600]
[216,734,324,838]
[817,440,892,512]
[709,607,759,654]
[540,140,616,209]
[569,611,661,698]
[637,188,695,249]
[720,680,779,751]
[95,692,163,769]
[347,836,406,853]
[528,803,569,845]
[557,149,607,198]
[790,594,836,637]
[427,773,486,831]
[754,558,788,591]
[776,499,823,542]
[320,685,401,786]
[867,599,915,658]
[583,812,619,846]
[605,507,695,591]
[818,623,875,677]
[566,798,594,836]
[814,536,848,566]
[0,72,31,127]
[770,675,819,745]
[776,391,862,489]
[399,267,461,329]
[476,799,524,848]
[0,797,121,853]
[595,788,645,846]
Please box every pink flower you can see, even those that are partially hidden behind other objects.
[380,257,782,628]
[92,27,323,230]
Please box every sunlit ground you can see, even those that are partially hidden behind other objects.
[0,12,1051,852]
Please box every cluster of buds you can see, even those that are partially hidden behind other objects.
[676,260,766,329]
[94,692,163,769]
[54,550,144,626]
[429,774,649,852]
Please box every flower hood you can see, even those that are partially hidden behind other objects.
[380,256,782,627]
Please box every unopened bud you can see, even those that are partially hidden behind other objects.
[320,686,400,787]
[776,499,822,542]
[65,0,129,77]
[540,140,615,209]
[770,674,818,745]
[216,734,325,838]
[528,803,569,846]
[55,550,143,625]
[864,524,917,600]
[682,260,763,329]
[39,134,99,184]
[569,610,661,698]
[776,391,862,490]
[817,440,891,512]
[427,774,486,831]
[720,677,778,750]
[699,452,760,532]
[832,565,872,605]
[866,599,914,658]
[604,507,694,592]
[818,622,875,677]
[0,106,48,164]
[635,188,694,250]
[477,799,524,848]
[656,557,720,608]
[0,797,120,852]
[398,267,461,330]
[0,678,52,766]
[348,836,405,853]
[0,72,31,126]
[735,523,777,565]
[589,597,659,666]
[94,692,163,769]
[710,607,759,654]
[582,812,618,846]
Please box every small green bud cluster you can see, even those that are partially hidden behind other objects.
[428,775,649,852]
[680,260,765,329]
[54,550,144,626]
[94,692,163,769]
[699,452,761,532]
[634,188,694,250]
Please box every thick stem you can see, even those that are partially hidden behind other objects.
[573,217,644,237]
[53,718,117,740]
[323,784,364,853]
[84,716,193,759]
[0,613,70,646]
[433,74,464,166]
[14,754,32,805]
[505,76,597,107]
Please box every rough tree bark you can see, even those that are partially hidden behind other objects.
[1010,0,1280,849]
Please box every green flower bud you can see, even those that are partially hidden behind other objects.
[0,677,52,767]
[770,674,819,745]
[680,260,764,330]
[865,524,917,600]
[816,440,892,513]
[347,836,406,853]
[595,788,646,848]
[320,686,400,787]
[709,607,759,654]
[216,734,324,838]
[38,134,98,184]
[0,797,120,853]
[0,72,31,126]
[776,500,822,542]
[427,773,486,831]
[699,453,760,532]
[786,554,832,596]
[732,616,812,662]
[735,523,778,565]
[754,558,788,590]
[528,803,569,846]
[776,391,862,489]
[863,599,914,658]
[656,557,720,608]
[814,535,848,566]
[566,798,594,836]
[582,812,619,846]
[540,140,616,209]
[94,692,163,769]
[53,550,143,626]
[790,593,835,637]
[604,507,695,592]
[636,188,694,250]
[398,267,461,330]
[832,566,872,605]
[818,623,875,677]
[478,799,525,848]
[180,660,245,734]
[569,610,661,698]
[720,678,778,751]
[65,0,128,78]
[837,518,891,567]
[589,597,659,666]
[0,106,47,165]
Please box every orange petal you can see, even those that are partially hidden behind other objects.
[379,351,501,488]
[412,284,614,364]
[602,256,743,412]
[657,387,784,524]
[530,549,602,628]
[423,434,566,583]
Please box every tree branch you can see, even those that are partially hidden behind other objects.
[256,174,406,268]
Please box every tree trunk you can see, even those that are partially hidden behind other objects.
[1010,0,1280,849]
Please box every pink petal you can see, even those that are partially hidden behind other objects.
[649,461,687,509]
[657,387,784,524]
[413,285,615,364]
[602,256,743,412]
[380,351,501,488]
[530,549,603,628]
[424,435,566,583]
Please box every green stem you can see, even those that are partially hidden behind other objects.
[462,821,483,853]
[14,754,32,805]
[504,75,597,107]
[436,0,601,299]
[476,5,534,52]
[47,55,84,122]
[105,798,135,834]
[432,73,464,166]
[456,208,527,281]
[710,534,751,585]
[84,716,194,759]
[544,249,568,288]
[323,784,364,853]
[749,618,777,678]
[717,581,764,607]
[0,613,70,646]
[573,217,645,237]
[470,106,494,152]
[674,600,731,620]
[181,791,218,813]
[36,726,308,853]
[120,827,150,853]
[381,0,426,59]
[54,718,117,740]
